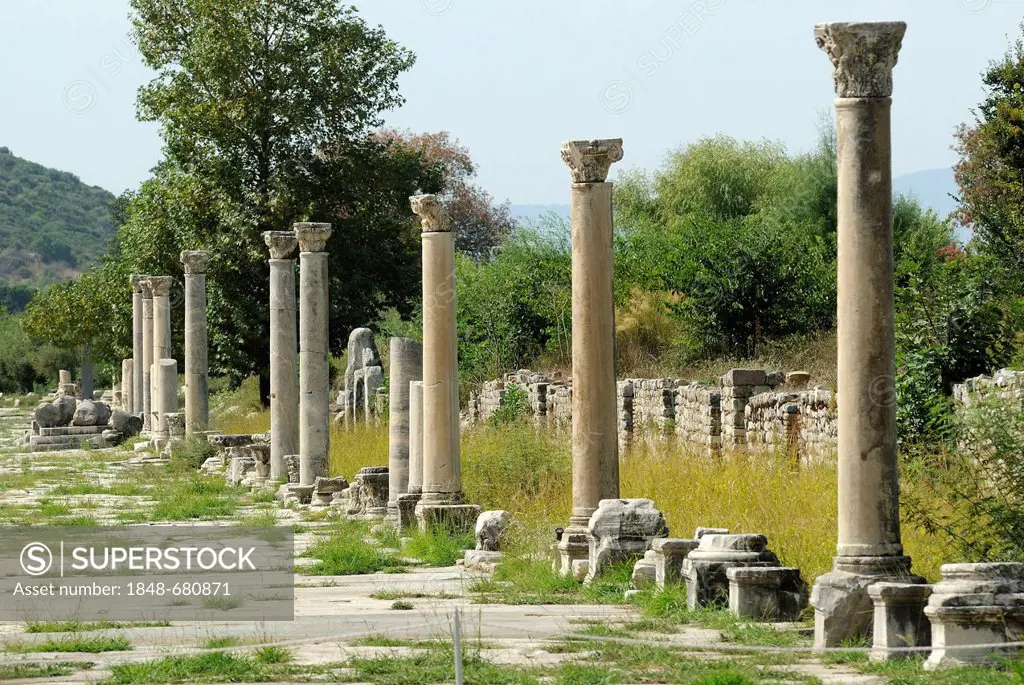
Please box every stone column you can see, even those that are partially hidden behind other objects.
[121,359,134,412]
[81,346,94,400]
[386,337,423,524]
[556,139,624,577]
[296,223,332,486]
[810,21,923,649]
[265,231,299,480]
[180,251,209,436]
[408,380,424,495]
[411,195,479,532]
[154,358,178,446]
[149,276,174,434]
[131,275,146,415]
[140,279,154,431]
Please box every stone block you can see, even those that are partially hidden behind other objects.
[585,498,668,584]
[33,403,60,428]
[396,493,421,529]
[653,538,700,587]
[868,582,932,662]
[631,550,658,587]
[723,369,766,387]
[727,566,808,621]
[463,550,503,572]
[683,534,780,609]
[417,503,480,535]
[475,510,510,551]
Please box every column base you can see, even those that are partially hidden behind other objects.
[811,555,925,648]
[414,493,479,534]
[556,521,591,580]
[386,494,422,530]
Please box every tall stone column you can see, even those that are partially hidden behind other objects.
[556,139,624,577]
[121,359,134,412]
[149,276,174,434]
[265,231,299,480]
[408,380,424,495]
[386,337,423,525]
[411,195,478,532]
[140,279,154,431]
[131,275,146,414]
[810,21,923,648]
[180,251,210,436]
[296,223,332,486]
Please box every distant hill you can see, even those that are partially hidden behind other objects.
[0,147,117,310]
[893,168,959,220]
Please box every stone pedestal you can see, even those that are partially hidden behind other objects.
[295,223,332,486]
[140,280,154,431]
[149,276,174,435]
[410,195,476,532]
[924,563,1024,670]
[683,534,780,610]
[557,139,624,576]
[386,337,422,525]
[653,538,700,588]
[810,21,923,648]
[727,567,808,622]
[585,497,666,584]
[131,275,146,415]
[869,582,932,662]
[181,251,209,436]
[265,231,299,480]
[121,359,134,413]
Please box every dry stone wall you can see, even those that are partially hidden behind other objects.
[464,368,837,462]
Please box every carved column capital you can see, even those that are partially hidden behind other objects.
[130,274,149,293]
[264,231,298,260]
[561,139,624,183]
[139,278,154,299]
[148,276,174,298]
[410,194,451,233]
[814,22,906,98]
[294,222,332,252]
[180,250,209,275]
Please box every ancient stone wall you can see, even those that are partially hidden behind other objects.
[464,368,837,461]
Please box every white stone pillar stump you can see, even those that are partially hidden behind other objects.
[410,195,478,533]
[296,223,332,486]
[181,251,210,436]
[556,138,624,576]
[386,337,423,526]
[121,359,134,412]
[265,230,299,480]
[809,21,925,649]
[154,358,178,448]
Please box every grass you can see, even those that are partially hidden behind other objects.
[25,620,171,633]
[0,662,94,681]
[5,635,133,653]
[301,519,409,575]
[104,651,279,684]
[403,524,475,567]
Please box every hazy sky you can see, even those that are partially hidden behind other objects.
[0,0,1019,205]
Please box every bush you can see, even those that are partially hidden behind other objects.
[488,382,530,426]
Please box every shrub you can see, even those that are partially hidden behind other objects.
[488,381,530,426]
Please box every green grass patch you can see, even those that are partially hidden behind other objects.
[235,508,278,527]
[105,652,266,684]
[5,635,132,653]
[403,524,474,567]
[149,475,242,522]
[25,620,171,633]
[347,647,537,685]
[369,590,459,600]
[203,636,241,649]
[301,520,409,575]
[0,661,93,680]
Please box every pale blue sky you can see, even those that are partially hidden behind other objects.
[0,0,1020,205]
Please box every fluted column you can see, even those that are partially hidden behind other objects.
[810,21,923,649]
[265,230,299,480]
[411,196,479,532]
[556,139,624,577]
[296,223,332,486]
[180,251,209,436]
[149,276,174,435]
[140,279,154,431]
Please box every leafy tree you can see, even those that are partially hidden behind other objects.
[376,130,515,259]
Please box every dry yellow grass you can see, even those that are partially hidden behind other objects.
[320,419,950,582]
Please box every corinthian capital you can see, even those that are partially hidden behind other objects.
[264,231,298,260]
[139,278,153,298]
[130,274,148,293]
[814,22,906,98]
[180,250,209,275]
[148,276,174,297]
[561,139,624,183]
[409,194,450,233]
[294,223,332,252]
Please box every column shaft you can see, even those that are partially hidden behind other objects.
[132,285,144,412]
[388,338,423,503]
[269,257,299,478]
[569,181,619,525]
[141,292,154,431]
[408,380,424,494]
[296,223,332,486]
[420,231,460,499]
[122,359,134,412]
[156,359,177,439]
[182,263,209,435]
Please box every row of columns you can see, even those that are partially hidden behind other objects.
[126,253,209,440]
